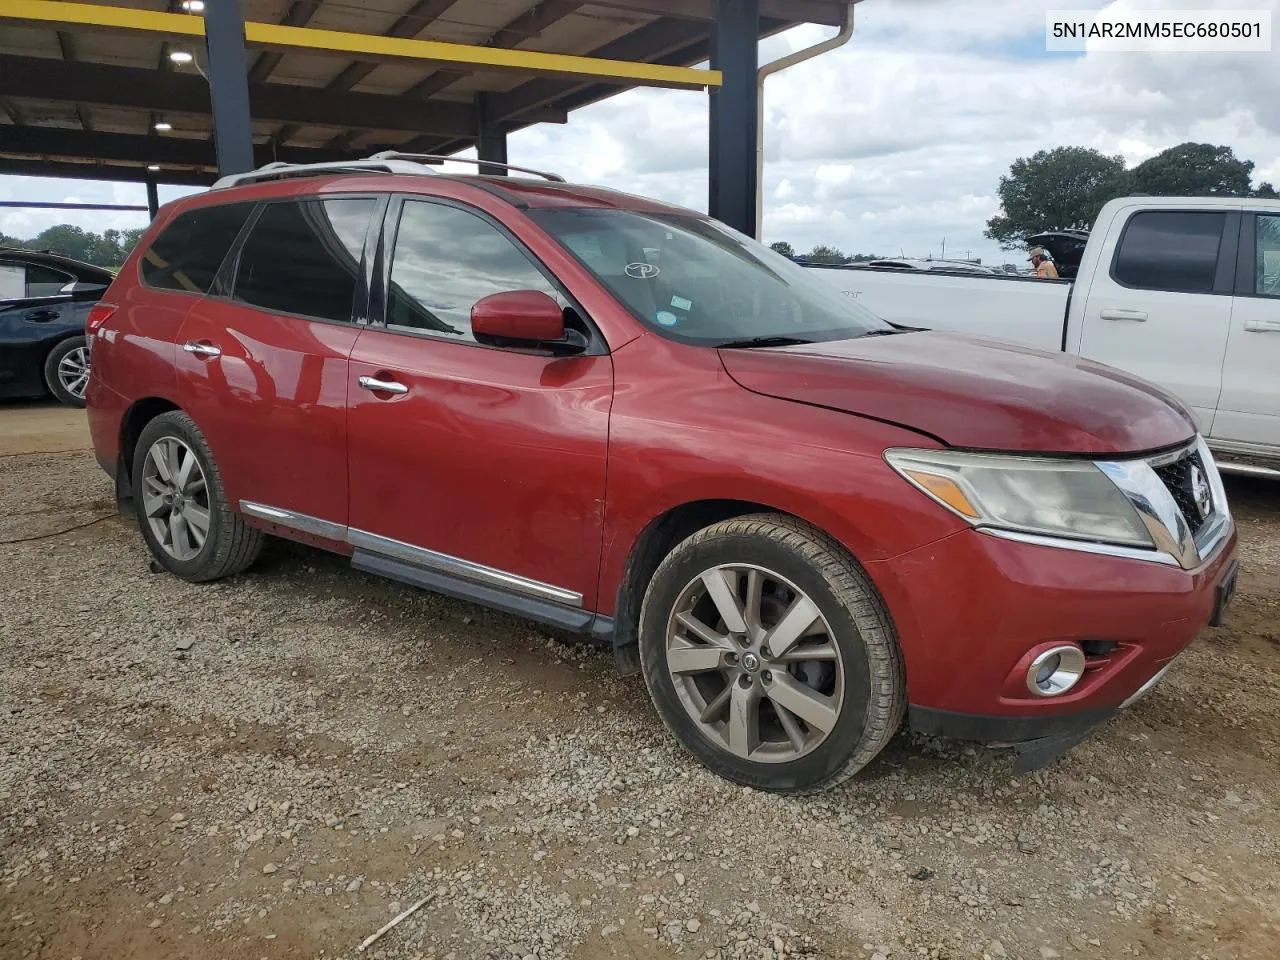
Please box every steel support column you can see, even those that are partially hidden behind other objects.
[145,176,160,220]
[708,0,760,237]
[203,0,254,177]
[476,93,509,176]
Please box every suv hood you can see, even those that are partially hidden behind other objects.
[719,331,1195,455]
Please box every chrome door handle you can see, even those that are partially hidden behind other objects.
[182,341,222,358]
[1100,308,1148,322]
[1244,318,1280,333]
[358,376,408,395]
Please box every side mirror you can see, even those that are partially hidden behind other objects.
[471,290,566,345]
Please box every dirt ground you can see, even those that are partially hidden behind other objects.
[2,400,1278,960]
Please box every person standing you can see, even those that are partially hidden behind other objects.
[1028,246,1059,279]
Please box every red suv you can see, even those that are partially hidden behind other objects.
[85,156,1238,792]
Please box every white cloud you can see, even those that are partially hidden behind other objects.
[4,0,1278,268]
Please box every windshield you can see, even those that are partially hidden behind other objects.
[528,208,892,345]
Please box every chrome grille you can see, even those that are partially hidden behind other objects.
[1153,448,1211,536]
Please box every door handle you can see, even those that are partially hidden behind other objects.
[1100,308,1148,322]
[1244,318,1280,333]
[358,375,408,396]
[182,340,222,358]
[23,309,59,323]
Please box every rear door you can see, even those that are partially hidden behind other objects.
[0,258,76,397]
[1214,209,1280,448]
[1077,208,1240,433]
[346,195,613,611]
[175,195,381,528]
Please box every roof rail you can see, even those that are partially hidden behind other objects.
[212,158,435,190]
[367,151,566,182]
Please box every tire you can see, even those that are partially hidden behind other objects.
[131,411,264,582]
[639,514,905,793]
[44,336,90,407]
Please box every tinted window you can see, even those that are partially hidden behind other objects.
[1113,211,1225,293]
[233,199,373,323]
[142,202,254,294]
[25,263,73,297]
[387,201,558,341]
[1255,214,1280,297]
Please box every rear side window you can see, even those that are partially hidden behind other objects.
[141,202,254,294]
[232,199,374,323]
[1112,211,1225,293]
[25,263,73,297]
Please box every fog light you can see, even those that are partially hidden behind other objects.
[1026,645,1086,697]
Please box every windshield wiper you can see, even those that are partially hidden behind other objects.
[716,335,816,349]
[859,328,908,338]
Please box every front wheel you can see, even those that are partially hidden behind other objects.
[639,515,905,793]
[44,336,90,407]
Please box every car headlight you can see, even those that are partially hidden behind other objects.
[884,448,1154,548]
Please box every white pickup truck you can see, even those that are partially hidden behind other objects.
[803,196,1280,476]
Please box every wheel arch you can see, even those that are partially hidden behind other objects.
[115,396,183,509]
[609,498,855,671]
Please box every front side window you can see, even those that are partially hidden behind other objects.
[233,198,374,323]
[387,201,559,341]
[528,208,891,345]
[142,202,254,294]
[25,263,73,298]
[1255,214,1280,297]
[1112,211,1226,294]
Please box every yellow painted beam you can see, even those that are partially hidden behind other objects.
[1,1,722,89]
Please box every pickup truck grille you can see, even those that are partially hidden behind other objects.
[1153,449,1212,536]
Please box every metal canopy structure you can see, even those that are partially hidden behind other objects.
[0,0,852,235]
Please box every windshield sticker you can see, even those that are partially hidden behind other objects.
[625,262,661,280]
[670,295,693,311]
[655,310,680,327]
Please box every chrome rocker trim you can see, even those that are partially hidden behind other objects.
[240,500,583,608]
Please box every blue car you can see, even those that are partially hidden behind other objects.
[0,248,114,406]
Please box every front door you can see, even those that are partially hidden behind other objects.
[174,196,378,526]
[1216,210,1280,448]
[1077,208,1239,433]
[347,197,613,609]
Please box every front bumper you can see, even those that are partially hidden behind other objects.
[867,519,1239,753]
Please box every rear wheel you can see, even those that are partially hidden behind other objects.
[639,515,905,793]
[132,411,264,582]
[44,336,89,407]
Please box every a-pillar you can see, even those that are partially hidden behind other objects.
[203,0,255,177]
[708,0,760,237]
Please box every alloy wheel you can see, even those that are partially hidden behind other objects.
[57,345,90,400]
[665,563,845,763]
[141,437,211,561]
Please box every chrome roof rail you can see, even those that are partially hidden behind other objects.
[212,158,436,189]
[366,151,567,182]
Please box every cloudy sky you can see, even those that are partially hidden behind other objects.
[2,0,1277,266]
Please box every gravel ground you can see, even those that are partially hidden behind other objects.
[2,416,1279,960]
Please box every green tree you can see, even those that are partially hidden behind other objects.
[769,241,796,258]
[985,146,1129,247]
[1130,142,1255,197]
[1254,182,1278,199]
[804,244,848,265]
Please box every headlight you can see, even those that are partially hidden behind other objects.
[885,448,1154,548]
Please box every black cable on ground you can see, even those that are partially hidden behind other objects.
[0,514,116,545]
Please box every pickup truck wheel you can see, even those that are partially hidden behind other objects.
[639,514,905,793]
[44,336,89,407]
[132,411,264,582]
